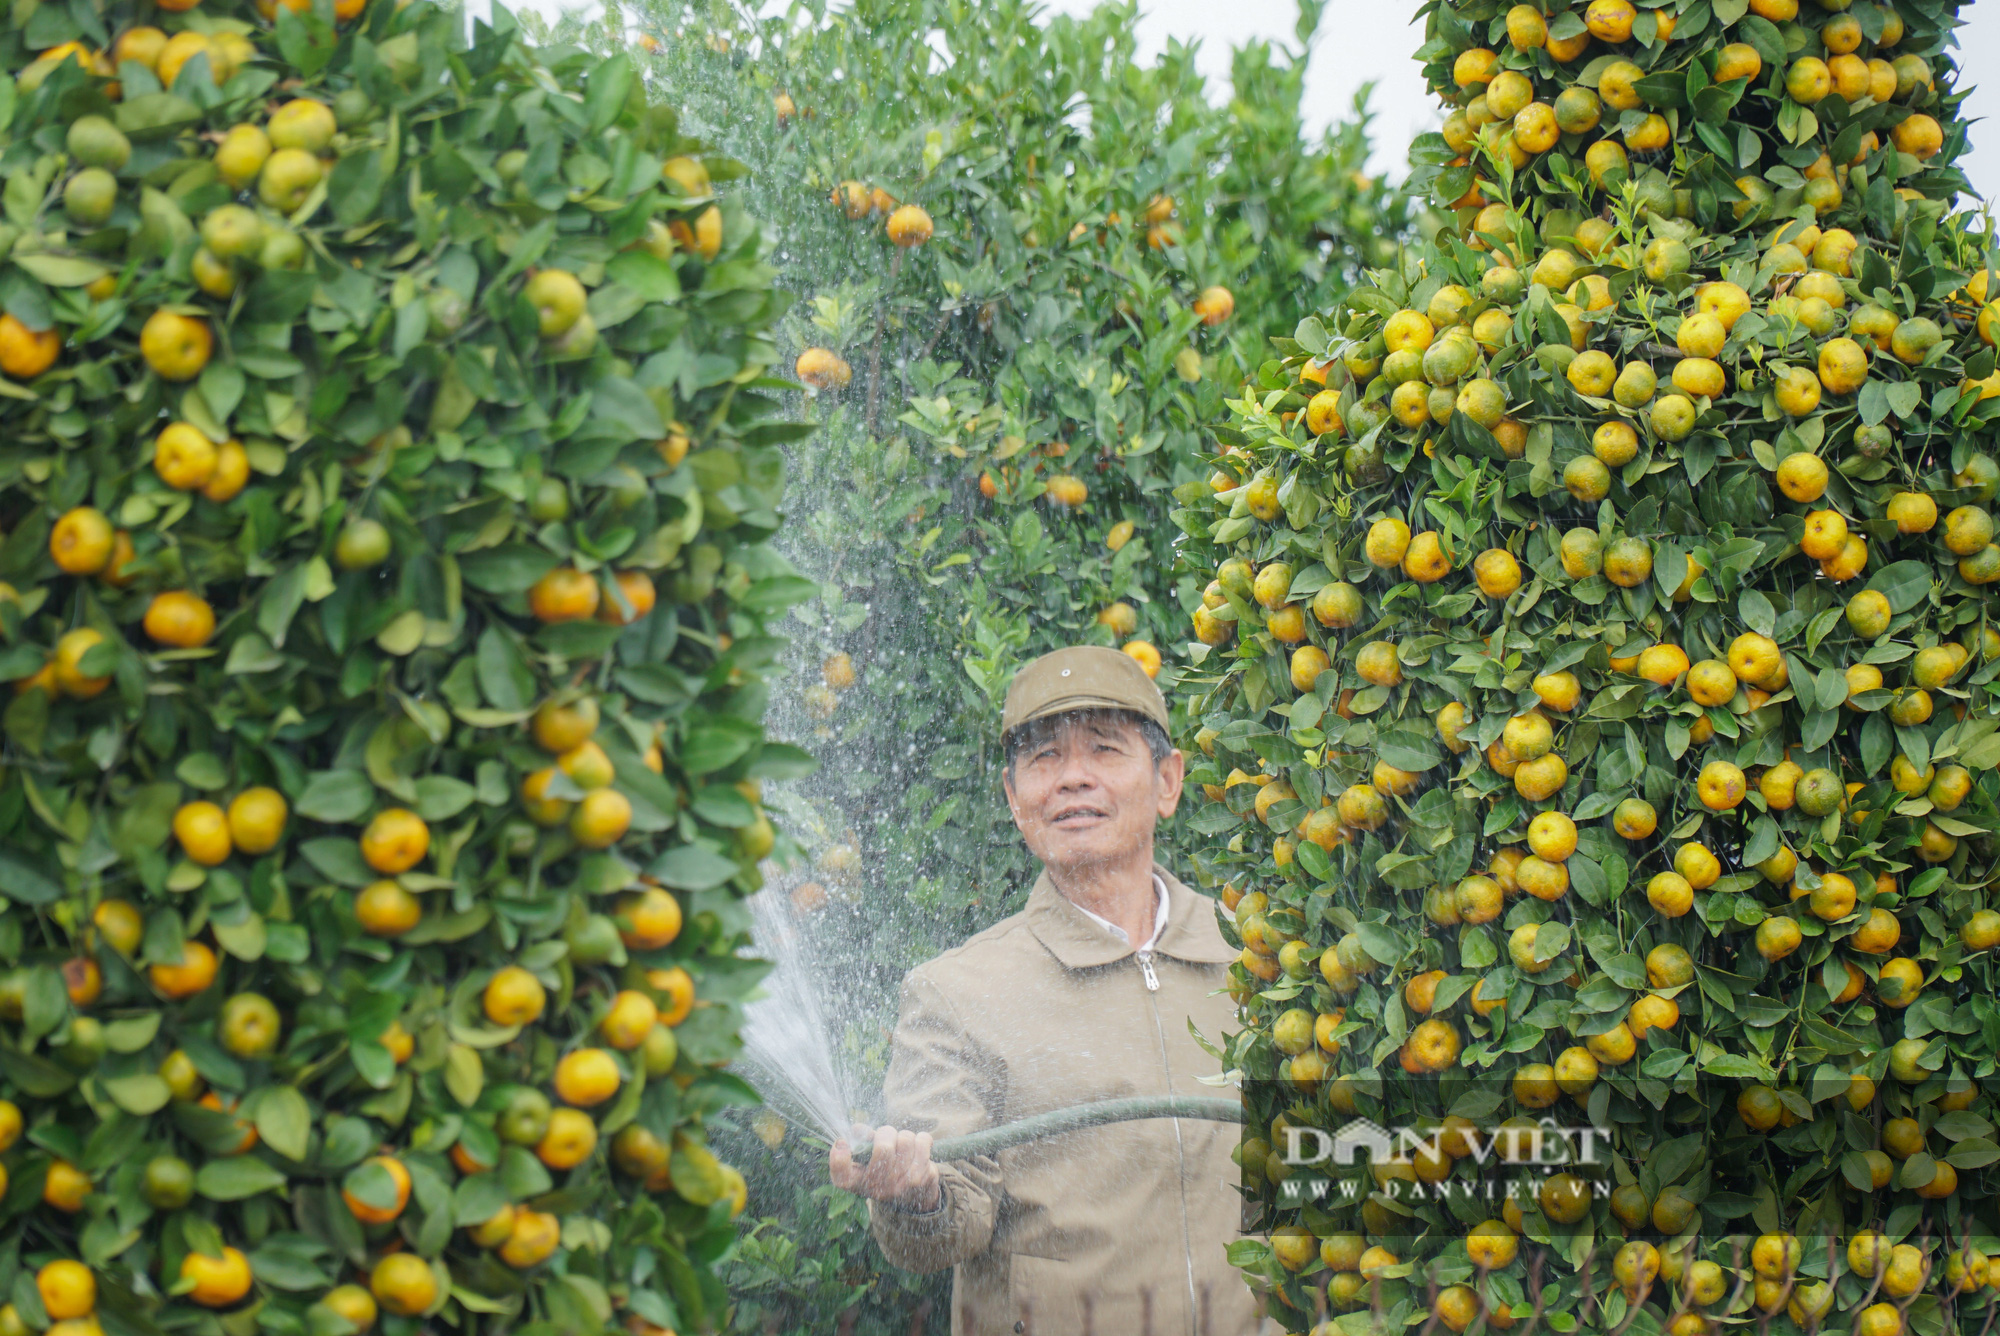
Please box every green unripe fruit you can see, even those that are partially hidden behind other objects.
[1889,1037,1931,1083]
[143,1155,195,1209]
[219,992,282,1059]
[427,288,469,337]
[259,227,306,271]
[336,518,392,571]
[333,87,376,127]
[497,1086,553,1144]
[564,915,623,966]
[201,203,266,260]
[530,477,572,522]
[640,1022,679,1077]
[1641,236,1690,282]
[55,1015,106,1071]
[62,168,118,226]
[66,115,131,171]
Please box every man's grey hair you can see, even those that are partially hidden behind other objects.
[1001,708,1173,782]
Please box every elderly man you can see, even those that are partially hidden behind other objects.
[829,646,1259,1335]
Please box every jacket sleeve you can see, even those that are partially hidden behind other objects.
[866,968,1005,1274]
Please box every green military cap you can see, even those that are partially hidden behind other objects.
[1001,645,1168,735]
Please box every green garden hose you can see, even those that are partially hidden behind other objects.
[845,1094,1244,1164]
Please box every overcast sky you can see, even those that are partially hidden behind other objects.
[1034,0,1999,204]
[503,0,1997,206]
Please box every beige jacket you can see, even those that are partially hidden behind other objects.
[868,864,1261,1336]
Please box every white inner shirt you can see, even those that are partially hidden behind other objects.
[1071,875,1170,951]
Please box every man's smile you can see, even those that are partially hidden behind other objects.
[1049,803,1110,827]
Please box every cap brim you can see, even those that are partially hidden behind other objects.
[1004,695,1168,734]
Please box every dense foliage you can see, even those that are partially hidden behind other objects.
[0,0,803,1330]
[1178,0,2000,1330]
[618,0,1407,1329]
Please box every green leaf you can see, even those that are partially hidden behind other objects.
[0,1048,75,1097]
[341,1158,400,1212]
[645,843,741,892]
[1373,728,1442,773]
[1736,15,1786,67]
[198,362,245,424]
[607,251,680,302]
[299,838,373,888]
[586,54,638,131]
[102,1074,171,1116]
[12,255,109,287]
[1459,926,1497,969]
[1865,560,1931,614]
[459,545,559,596]
[213,911,266,962]
[1738,589,1776,637]
[196,1156,289,1201]
[0,851,62,904]
[681,718,762,774]
[259,563,308,648]
[295,771,375,824]
[445,1043,484,1108]
[413,776,476,821]
[113,92,201,138]
[257,1086,312,1162]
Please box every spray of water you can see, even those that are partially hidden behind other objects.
[738,885,862,1145]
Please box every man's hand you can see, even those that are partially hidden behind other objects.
[829,1121,942,1211]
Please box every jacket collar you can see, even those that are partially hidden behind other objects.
[1025,862,1240,970]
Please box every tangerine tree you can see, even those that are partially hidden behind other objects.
[611,0,1406,1329]
[1178,0,2000,1330]
[0,0,806,1330]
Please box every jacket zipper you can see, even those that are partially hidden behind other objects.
[1139,950,1198,1332]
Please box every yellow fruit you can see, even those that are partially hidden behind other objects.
[226,787,288,855]
[536,1108,598,1169]
[320,1286,378,1333]
[1635,641,1687,685]
[873,200,932,247]
[525,269,588,339]
[369,1254,437,1318]
[500,1209,561,1268]
[1647,871,1692,917]
[1686,659,1736,706]
[1473,548,1521,598]
[354,880,421,937]
[154,422,218,491]
[553,1047,622,1106]
[483,965,546,1026]
[1818,337,1868,395]
[1675,843,1720,888]
[1775,365,1822,417]
[1728,632,1786,689]
[360,808,429,874]
[140,311,212,381]
[269,98,337,152]
[214,124,272,190]
[1611,798,1656,839]
[50,508,114,575]
[1893,113,1943,160]
[202,439,250,503]
[156,31,223,88]
[1697,760,1746,810]
[181,1248,252,1308]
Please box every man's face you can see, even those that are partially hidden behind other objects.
[1003,714,1184,874]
